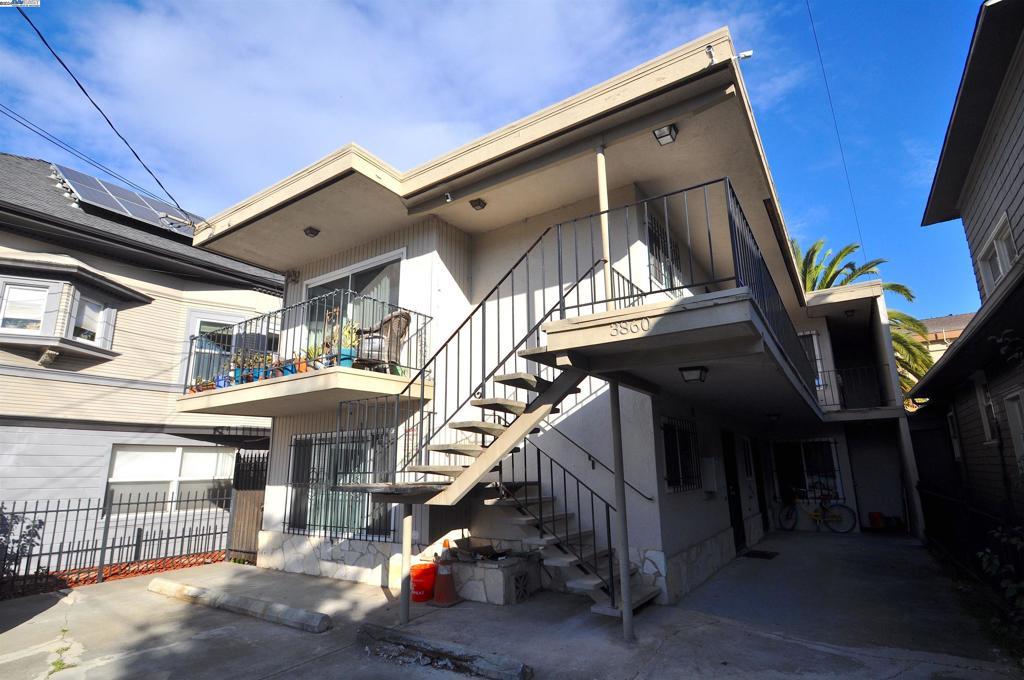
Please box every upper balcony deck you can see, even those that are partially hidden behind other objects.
[176,289,433,417]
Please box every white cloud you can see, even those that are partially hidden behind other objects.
[0,0,793,217]
[902,138,938,188]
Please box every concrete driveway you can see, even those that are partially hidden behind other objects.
[0,532,1019,679]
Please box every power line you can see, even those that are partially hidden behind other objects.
[804,0,868,266]
[0,102,169,203]
[17,7,188,219]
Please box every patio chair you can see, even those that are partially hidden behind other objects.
[354,310,411,373]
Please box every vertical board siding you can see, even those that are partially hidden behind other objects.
[960,34,1024,299]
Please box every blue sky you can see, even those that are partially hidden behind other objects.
[0,1,979,319]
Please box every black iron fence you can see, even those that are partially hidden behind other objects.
[816,365,891,410]
[0,489,233,599]
[185,289,431,394]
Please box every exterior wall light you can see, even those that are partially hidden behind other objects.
[469,198,487,211]
[303,226,320,238]
[679,366,708,383]
[653,124,678,146]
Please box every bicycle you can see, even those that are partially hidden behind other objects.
[778,487,857,533]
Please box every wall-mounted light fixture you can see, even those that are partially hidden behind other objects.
[469,198,487,211]
[652,124,678,146]
[303,226,320,238]
[444,192,454,203]
[679,366,708,383]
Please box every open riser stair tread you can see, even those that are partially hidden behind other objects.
[470,398,527,415]
[507,512,573,526]
[483,495,555,507]
[449,420,507,437]
[590,584,661,618]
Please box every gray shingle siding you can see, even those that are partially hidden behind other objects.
[960,33,1024,300]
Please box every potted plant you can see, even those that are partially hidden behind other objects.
[306,342,324,370]
[214,374,231,389]
[339,321,359,368]
[293,350,309,373]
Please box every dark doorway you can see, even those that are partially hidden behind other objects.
[721,430,746,552]
[752,440,771,533]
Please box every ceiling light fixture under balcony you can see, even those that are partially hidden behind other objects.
[679,366,708,383]
[653,124,678,146]
[303,226,320,238]
[469,198,487,211]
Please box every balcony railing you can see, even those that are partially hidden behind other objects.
[816,365,892,410]
[184,289,431,394]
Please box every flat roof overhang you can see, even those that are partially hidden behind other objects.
[193,27,803,304]
[533,290,822,428]
[922,0,1024,225]
[175,366,433,417]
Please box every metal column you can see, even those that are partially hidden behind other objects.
[609,380,635,641]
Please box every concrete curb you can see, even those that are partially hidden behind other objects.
[147,577,332,633]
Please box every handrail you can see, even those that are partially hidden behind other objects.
[540,418,654,502]
[499,438,618,606]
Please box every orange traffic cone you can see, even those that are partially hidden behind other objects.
[428,539,461,608]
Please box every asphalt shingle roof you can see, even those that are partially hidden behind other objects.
[921,313,975,334]
[0,153,282,290]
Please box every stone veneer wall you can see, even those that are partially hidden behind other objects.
[631,525,744,604]
[257,530,412,589]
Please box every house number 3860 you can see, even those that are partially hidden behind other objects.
[609,318,650,336]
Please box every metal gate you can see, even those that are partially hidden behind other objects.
[226,451,268,563]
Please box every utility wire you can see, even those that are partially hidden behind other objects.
[17,7,188,219]
[804,0,868,266]
[0,102,169,203]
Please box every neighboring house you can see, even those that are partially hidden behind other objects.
[918,313,975,363]
[0,153,283,503]
[178,27,914,626]
[912,0,1024,542]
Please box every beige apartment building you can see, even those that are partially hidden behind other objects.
[0,153,282,502]
[178,27,914,630]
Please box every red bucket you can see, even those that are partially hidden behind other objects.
[410,563,437,602]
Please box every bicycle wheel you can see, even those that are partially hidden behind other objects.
[822,504,857,533]
[778,504,798,531]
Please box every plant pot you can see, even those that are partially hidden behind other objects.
[215,375,231,389]
[233,367,243,384]
[339,347,357,368]
[187,386,197,394]
[294,360,308,373]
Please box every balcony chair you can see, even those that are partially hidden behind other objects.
[354,310,411,374]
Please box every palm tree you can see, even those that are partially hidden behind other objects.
[790,238,932,395]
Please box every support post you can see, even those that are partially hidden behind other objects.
[608,380,634,641]
[596,144,613,308]
[400,503,413,625]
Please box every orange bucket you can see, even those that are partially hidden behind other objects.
[410,563,437,602]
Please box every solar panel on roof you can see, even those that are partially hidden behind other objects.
[52,164,197,236]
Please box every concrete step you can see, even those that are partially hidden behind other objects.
[507,512,573,526]
[427,443,522,458]
[539,547,610,568]
[483,495,554,507]
[493,372,552,393]
[449,420,507,437]
[522,530,593,548]
[471,397,527,415]
[408,464,494,477]
[590,584,661,618]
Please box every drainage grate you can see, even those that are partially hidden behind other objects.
[741,549,779,560]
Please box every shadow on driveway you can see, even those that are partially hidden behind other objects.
[0,533,1018,679]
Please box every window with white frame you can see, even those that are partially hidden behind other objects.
[663,417,702,492]
[979,214,1017,295]
[974,373,998,443]
[946,409,963,462]
[0,284,48,333]
[798,331,825,388]
[1005,394,1024,476]
[67,290,116,348]
[107,445,235,511]
[739,435,754,478]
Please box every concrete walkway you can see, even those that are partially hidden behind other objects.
[0,533,1019,679]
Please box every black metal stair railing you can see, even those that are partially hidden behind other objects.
[498,439,618,607]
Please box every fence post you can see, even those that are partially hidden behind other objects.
[225,486,238,561]
[132,527,144,563]
[95,494,113,583]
